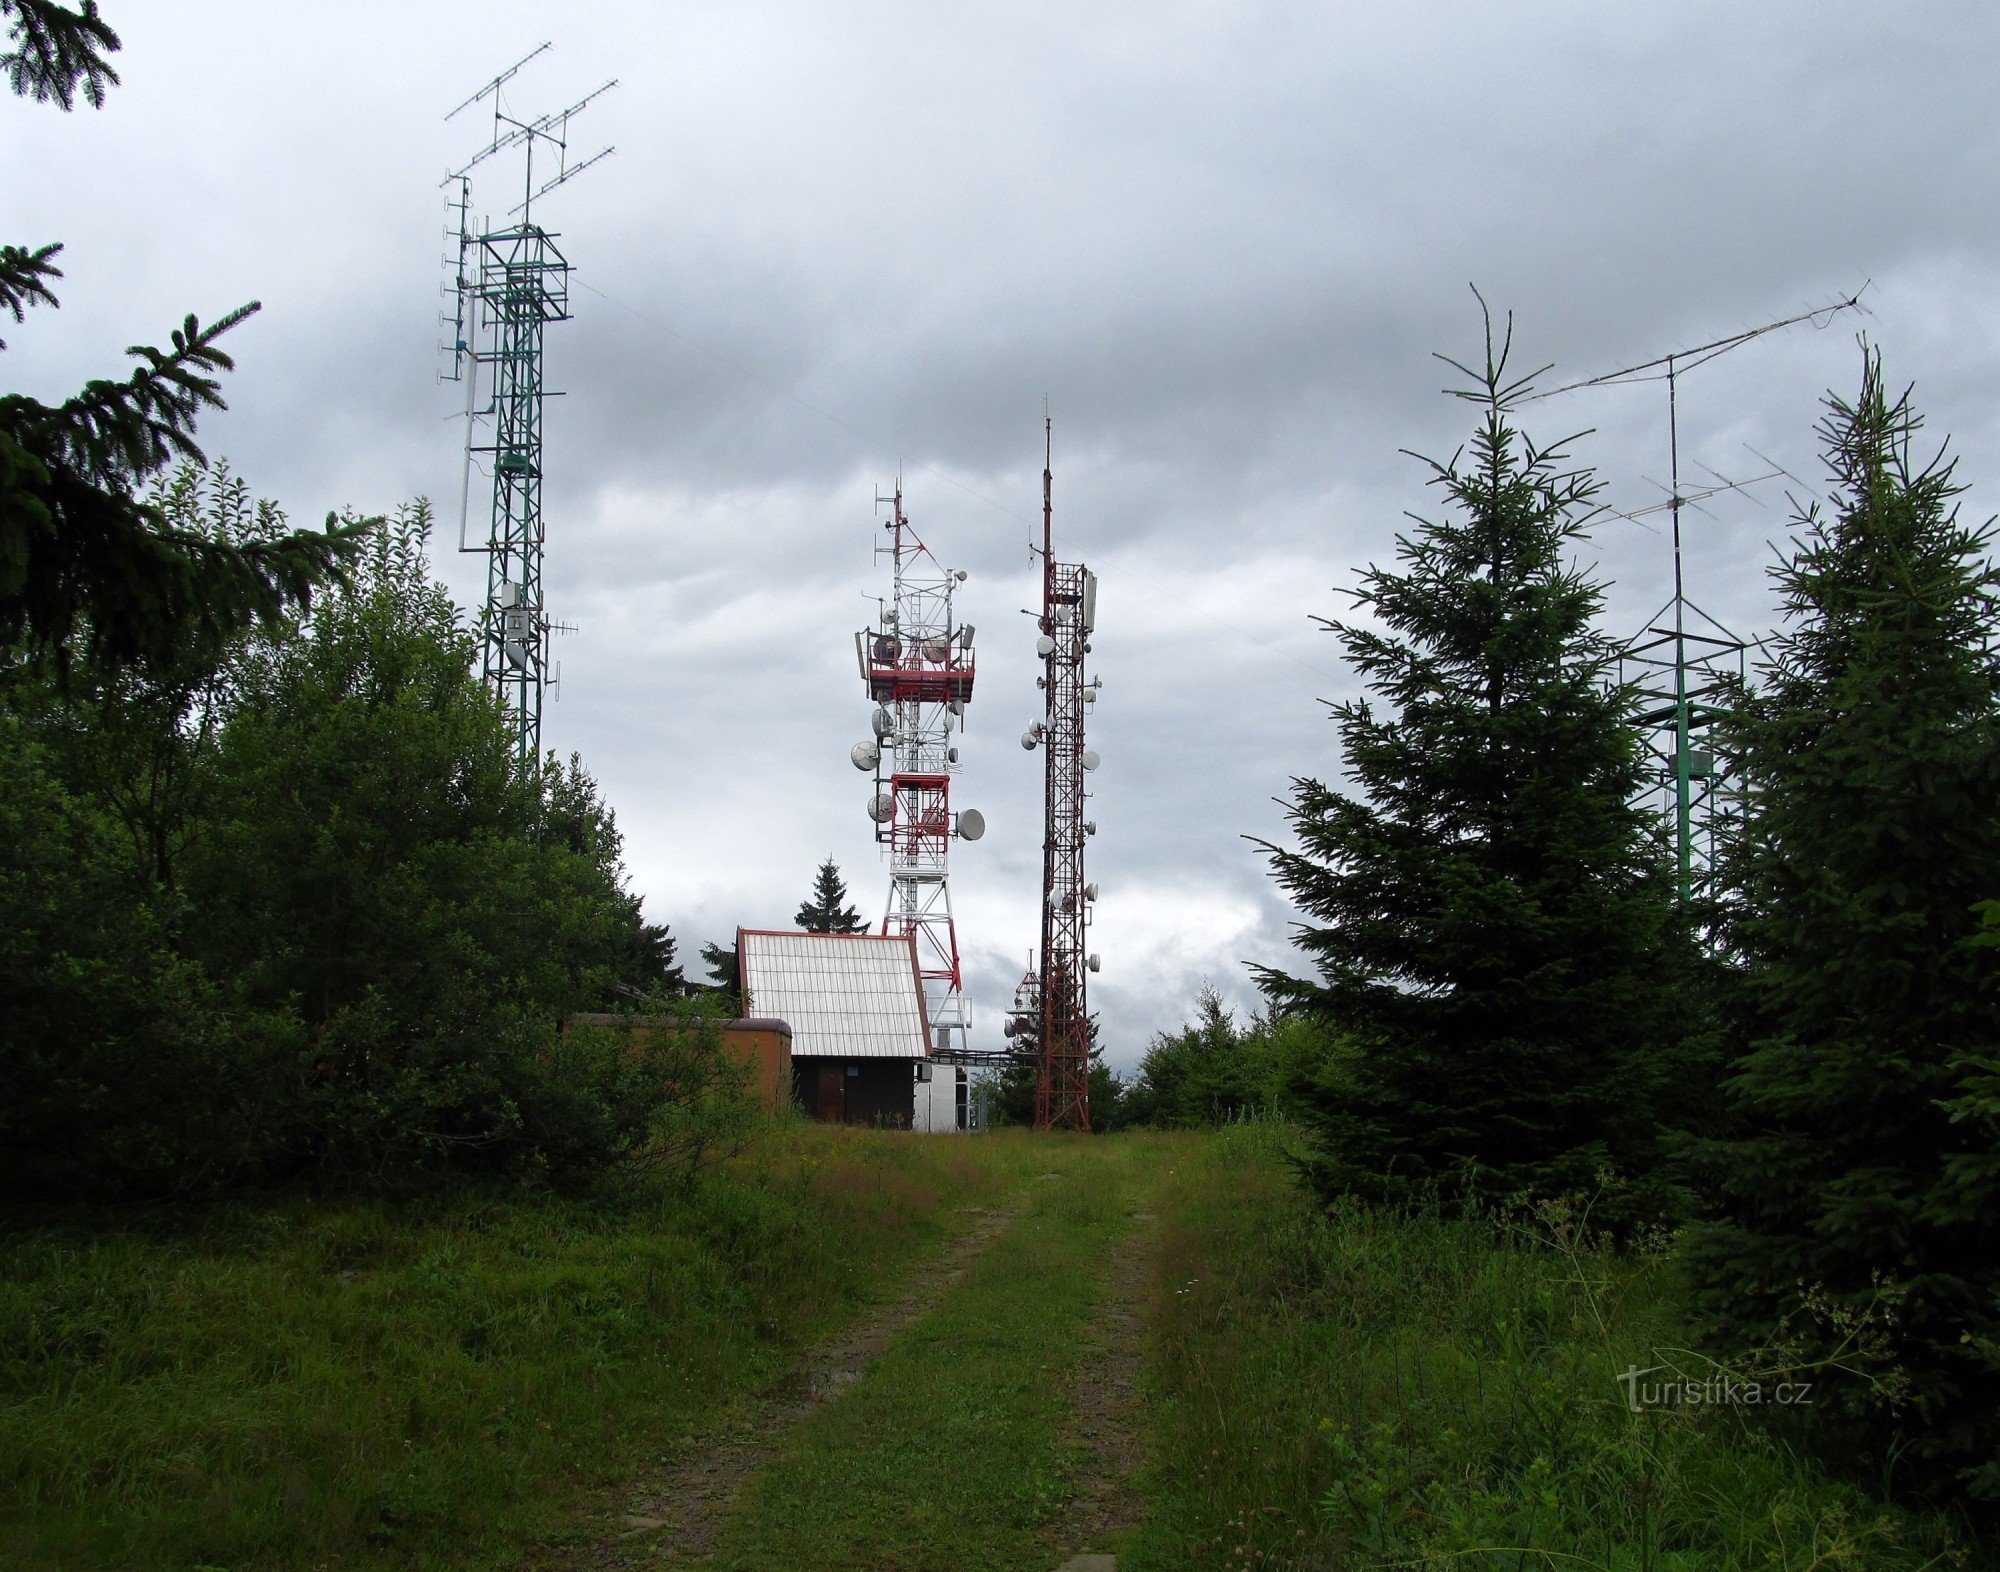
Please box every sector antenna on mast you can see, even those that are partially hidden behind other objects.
[437,44,618,769]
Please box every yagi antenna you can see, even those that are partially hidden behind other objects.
[439,41,619,227]
[444,41,551,124]
[1527,287,1869,905]
[512,141,617,216]
[451,79,618,185]
[1523,285,1869,404]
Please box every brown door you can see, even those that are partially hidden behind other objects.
[816,1063,845,1123]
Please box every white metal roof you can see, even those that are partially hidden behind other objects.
[737,929,930,1059]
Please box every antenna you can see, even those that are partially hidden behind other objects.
[443,42,551,125]
[1014,416,1099,1131]
[437,44,619,773]
[1535,289,1866,901]
[853,485,981,1055]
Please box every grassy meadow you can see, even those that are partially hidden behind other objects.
[2,1120,1989,1570]
[0,1121,1055,1569]
[1127,1123,1983,1571]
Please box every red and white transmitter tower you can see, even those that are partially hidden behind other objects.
[852,486,985,1052]
[1010,421,1102,1131]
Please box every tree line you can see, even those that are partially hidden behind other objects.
[1129,313,2000,1512]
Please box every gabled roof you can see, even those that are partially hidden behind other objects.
[736,928,930,1059]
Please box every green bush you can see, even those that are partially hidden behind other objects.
[1,483,693,1199]
[0,722,296,1199]
[1121,986,1323,1129]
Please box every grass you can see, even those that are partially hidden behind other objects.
[0,1120,1058,1570]
[11,1122,1991,1570]
[707,1133,1168,1571]
[1125,1121,1987,1572]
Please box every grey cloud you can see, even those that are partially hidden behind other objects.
[10,1,2000,1057]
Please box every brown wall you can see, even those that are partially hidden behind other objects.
[565,1014,793,1113]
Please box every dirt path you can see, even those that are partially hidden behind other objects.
[1046,1206,1158,1570]
[541,1202,1021,1570]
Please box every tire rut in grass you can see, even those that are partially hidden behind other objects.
[1048,1205,1158,1568]
[544,1202,1022,1570]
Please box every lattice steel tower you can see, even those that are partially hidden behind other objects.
[1016,421,1101,1131]
[853,486,983,1052]
[440,45,615,768]
[1526,292,1862,900]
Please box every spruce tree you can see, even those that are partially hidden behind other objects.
[1688,357,2000,1503]
[1,2,367,675]
[795,857,867,933]
[1256,308,1686,1219]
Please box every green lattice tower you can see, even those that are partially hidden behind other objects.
[469,224,569,768]
[440,46,615,771]
[1616,358,1750,904]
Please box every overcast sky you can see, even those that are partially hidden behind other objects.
[10,3,1999,1067]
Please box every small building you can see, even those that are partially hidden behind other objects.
[564,1013,793,1112]
[737,927,979,1131]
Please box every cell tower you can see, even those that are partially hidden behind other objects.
[439,44,616,768]
[1014,421,1101,1131]
[1527,292,1864,900]
[852,486,984,1052]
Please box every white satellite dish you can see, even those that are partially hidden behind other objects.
[1088,953,1101,972]
[947,746,959,764]
[923,637,949,662]
[851,741,880,772]
[866,793,894,822]
[958,809,986,842]
[1084,882,1099,901]
[872,707,894,738]
[1002,1016,1017,1038]
[1021,731,1038,751]
[954,569,968,582]
[1081,749,1101,771]
[1036,635,1056,656]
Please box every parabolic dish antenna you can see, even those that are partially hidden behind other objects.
[1081,749,1101,771]
[958,809,986,842]
[866,793,894,823]
[851,741,880,772]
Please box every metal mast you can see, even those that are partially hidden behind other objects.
[853,486,983,1052]
[1617,357,1755,901]
[440,46,615,770]
[1527,292,1864,900]
[1017,421,1100,1131]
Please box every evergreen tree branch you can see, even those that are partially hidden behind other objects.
[0,241,62,348]
[43,303,261,484]
[2,0,119,109]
